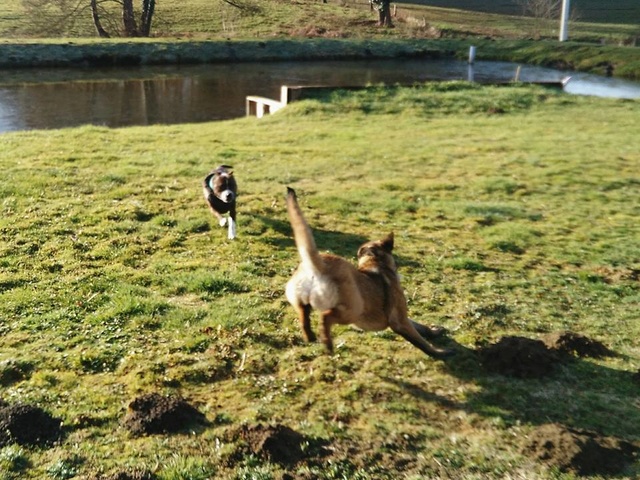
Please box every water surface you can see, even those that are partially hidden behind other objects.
[1,59,638,133]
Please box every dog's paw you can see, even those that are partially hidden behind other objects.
[219,218,227,227]
[427,325,448,338]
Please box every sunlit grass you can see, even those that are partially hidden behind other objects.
[0,83,638,478]
[1,0,638,44]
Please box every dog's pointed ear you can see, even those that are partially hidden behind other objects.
[382,232,394,252]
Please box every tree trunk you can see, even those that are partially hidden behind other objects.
[378,1,393,27]
[140,0,155,37]
[122,0,139,37]
[91,0,110,38]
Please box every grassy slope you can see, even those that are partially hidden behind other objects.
[407,0,640,24]
[1,0,639,41]
[0,83,639,479]
[1,0,640,80]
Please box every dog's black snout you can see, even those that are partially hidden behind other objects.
[221,190,235,203]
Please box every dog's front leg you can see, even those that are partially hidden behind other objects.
[227,207,237,240]
[207,206,226,227]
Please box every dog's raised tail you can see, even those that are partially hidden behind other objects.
[286,187,325,274]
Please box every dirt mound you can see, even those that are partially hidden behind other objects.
[122,393,208,436]
[477,336,558,378]
[289,26,349,38]
[0,402,63,447]
[238,424,308,465]
[542,331,614,358]
[523,423,638,475]
[88,471,156,480]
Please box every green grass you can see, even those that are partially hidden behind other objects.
[409,0,640,24]
[0,83,638,478]
[1,0,640,80]
[1,0,638,43]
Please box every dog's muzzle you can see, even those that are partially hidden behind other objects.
[219,190,235,203]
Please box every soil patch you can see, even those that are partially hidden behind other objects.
[122,393,208,436]
[542,331,614,358]
[477,336,558,378]
[88,471,156,480]
[290,26,349,38]
[523,423,638,476]
[477,332,617,378]
[237,424,308,465]
[0,401,63,447]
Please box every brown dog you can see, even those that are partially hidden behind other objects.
[203,165,237,240]
[285,187,453,359]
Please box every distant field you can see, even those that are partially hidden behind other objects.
[409,0,640,24]
[0,2,23,36]
[1,0,639,40]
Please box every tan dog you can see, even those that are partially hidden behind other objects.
[285,187,453,359]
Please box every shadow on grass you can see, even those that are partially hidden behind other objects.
[255,214,423,269]
[389,337,640,442]
[254,214,368,259]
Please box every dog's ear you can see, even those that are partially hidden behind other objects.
[382,232,394,252]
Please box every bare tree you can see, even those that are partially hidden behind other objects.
[517,0,561,39]
[22,0,156,37]
[90,0,109,37]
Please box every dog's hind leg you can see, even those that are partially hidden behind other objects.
[296,304,316,343]
[320,310,338,354]
[391,320,455,359]
[409,319,446,339]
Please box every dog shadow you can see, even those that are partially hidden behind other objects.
[387,335,640,442]
[254,214,423,268]
[254,214,369,259]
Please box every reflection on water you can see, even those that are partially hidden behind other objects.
[0,59,639,133]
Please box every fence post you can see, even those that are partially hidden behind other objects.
[468,46,476,64]
[559,0,570,41]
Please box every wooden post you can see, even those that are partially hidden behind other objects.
[559,0,570,41]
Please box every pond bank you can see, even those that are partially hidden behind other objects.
[0,38,638,80]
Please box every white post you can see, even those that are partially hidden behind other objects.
[468,46,476,64]
[559,0,570,42]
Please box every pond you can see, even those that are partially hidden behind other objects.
[1,58,639,133]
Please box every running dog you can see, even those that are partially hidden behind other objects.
[285,187,453,359]
[203,165,237,240]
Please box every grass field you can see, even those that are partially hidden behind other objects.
[0,83,638,479]
[1,0,640,83]
[0,0,639,479]
[408,0,640,24]
[1,0,639,43]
